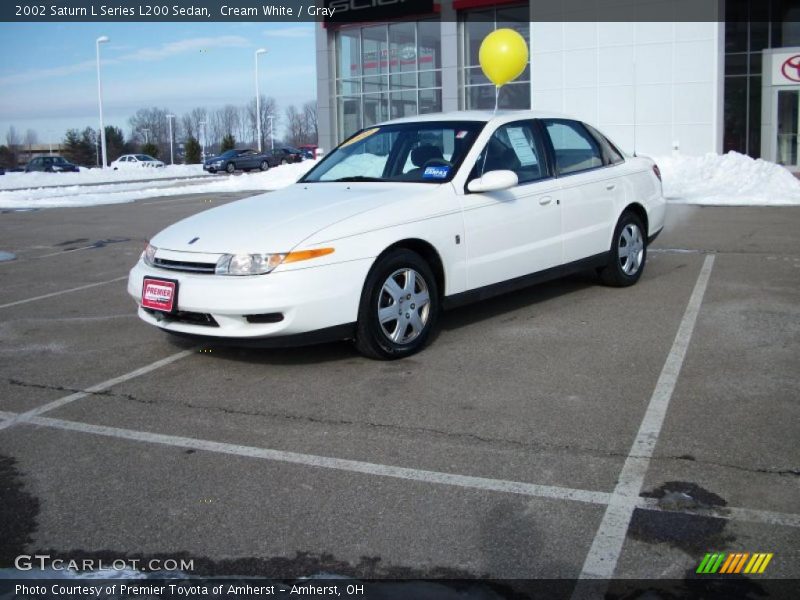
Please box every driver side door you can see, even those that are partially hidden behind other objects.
[459,120,562,290]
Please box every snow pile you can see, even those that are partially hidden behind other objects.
[0,160,319,209]
[655,151,800,206]
[0,164,207,190]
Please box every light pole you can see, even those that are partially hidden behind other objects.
[166,114,175,165]
[267,115,274,151]
[96,35,109,168]
[141,128,150,144]
[254,48,267,152]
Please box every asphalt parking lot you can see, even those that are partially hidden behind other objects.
[0,193,798,590]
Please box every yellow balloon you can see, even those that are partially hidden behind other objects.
[479,28,529,87]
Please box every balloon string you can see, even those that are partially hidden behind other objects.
[478,86,500,178]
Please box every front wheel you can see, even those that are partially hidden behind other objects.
[598,211,647,287]
[260,160,269,171]
[354,249,439,360]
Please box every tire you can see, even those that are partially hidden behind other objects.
[598,211,647,287]
[226,162,235,174]
[260,160,269,171]
[354,249,439,360]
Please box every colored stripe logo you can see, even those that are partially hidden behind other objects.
[696,552,773,574]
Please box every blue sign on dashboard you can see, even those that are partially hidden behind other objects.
[423,166,450,179]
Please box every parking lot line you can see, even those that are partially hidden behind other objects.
[5,410,798,531]
[575,255,716,584]
[636,497,800,529]
[25,414,612,506]
[0,276,128,309]
[0,349,196,432]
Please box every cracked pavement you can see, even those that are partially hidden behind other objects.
[0,194,798,581]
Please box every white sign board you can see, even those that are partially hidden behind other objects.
[771,51,800,86]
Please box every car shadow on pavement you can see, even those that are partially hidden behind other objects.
[438,272,598,333]
[163,273,601,365]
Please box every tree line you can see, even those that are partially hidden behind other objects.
[0,98,318,168]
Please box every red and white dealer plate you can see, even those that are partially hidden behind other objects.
[141,277,178,312]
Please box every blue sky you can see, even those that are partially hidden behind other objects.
[0,21,317,144]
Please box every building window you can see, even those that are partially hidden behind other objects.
[724,0,800,157]
[334,20,442,142]
[461,4,530,110]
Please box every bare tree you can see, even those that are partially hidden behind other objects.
[303,101,318,145]
[24,128,38,150]
[178,107,209,153]
[247,95,278,151]
[210,104,240,148]
[6,126,20,150]
[129,107,173,156]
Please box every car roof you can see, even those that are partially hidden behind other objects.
[378,109,574,127]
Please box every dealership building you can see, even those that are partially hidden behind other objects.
[314,1,800,169]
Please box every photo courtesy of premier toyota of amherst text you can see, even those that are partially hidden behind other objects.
[0,1,798,599]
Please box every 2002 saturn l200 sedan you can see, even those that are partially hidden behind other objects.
[128,110,665,359]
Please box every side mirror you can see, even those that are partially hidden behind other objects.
[467,170,519,193]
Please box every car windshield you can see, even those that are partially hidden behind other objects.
[136,155,155,161]
[299,121,485,184]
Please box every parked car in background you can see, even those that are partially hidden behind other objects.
[25,156,80,173]
[299,144,318,160]
[128,110,665,359]
[203,149,276,174]
[271,147,304,164]
[110,154,165,169]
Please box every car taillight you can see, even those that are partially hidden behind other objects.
[652,164,662,181]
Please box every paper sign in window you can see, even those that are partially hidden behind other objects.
[506,127,538,167]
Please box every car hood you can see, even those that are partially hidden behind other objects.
[150,182,438,254]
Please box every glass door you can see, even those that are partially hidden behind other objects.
[776,89,800,167]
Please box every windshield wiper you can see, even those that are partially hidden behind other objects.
[330,176,386,182]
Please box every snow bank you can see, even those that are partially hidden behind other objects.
[0,164,207,191]
[4,151,800,209]
[655,151,800,206]
[0,160,318,209]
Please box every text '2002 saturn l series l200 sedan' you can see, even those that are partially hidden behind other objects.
[128,110,665,359]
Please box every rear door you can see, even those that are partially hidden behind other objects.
[460,119,562,290]
[541,119,625,263]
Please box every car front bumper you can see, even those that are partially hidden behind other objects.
[128,257,373,340]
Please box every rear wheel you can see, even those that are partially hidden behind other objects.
[598,211,647,287]
[354,249,439,360]
[226,162,235,174]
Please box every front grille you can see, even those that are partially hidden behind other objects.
[153,257,216,274]
[144,308,219,327]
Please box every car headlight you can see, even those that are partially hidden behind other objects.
[215,253,285,275]
[142,243,157,266]
[215,248,335,276]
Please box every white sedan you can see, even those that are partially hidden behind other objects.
[110,154,165,169]
[128,110,665,359]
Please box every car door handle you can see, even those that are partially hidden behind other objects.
[606,184,616,191]
[538,196,552,205]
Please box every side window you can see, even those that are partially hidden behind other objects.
[544,120,604,175]
[473,121,546,184]
[584,123,625,165]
